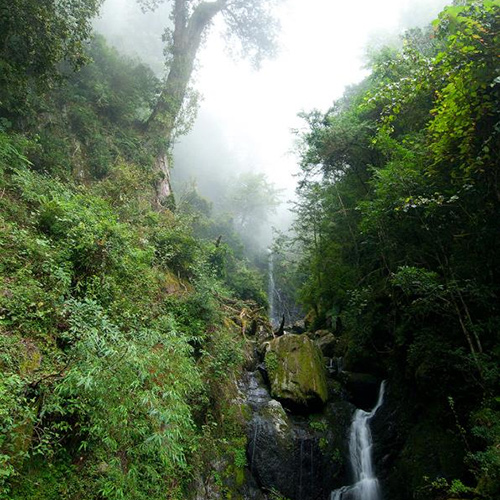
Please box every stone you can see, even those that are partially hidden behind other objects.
[290,319,306,334]
[190,457,266,500]
[306,329,331,341]
[265,334,328,412]
[243,373,352,500]
[314,332,337,358]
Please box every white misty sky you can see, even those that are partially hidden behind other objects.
[190,0,448,191]
[96,0,449,194]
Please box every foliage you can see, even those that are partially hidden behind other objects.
[293,1,500,497]
[0,0,103,120]
[39,35,159,180]
[139,0,282,69]
[0,37,267,498]
[176,184,271,307]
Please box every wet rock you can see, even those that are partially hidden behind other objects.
[256,362,270,386]
[370,383,403,499]
[256,340,271,363]
[325,357,345,377]
[241,371,273,412]
[314,333,337,358]
[243,372,352,500]
[265,334,328,412]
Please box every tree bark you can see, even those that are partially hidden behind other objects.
[145,0,226,205]
[154,153,172,201]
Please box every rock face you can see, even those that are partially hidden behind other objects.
[191,458,266,500]
[290,319,306,334]
[306,330,339,359]
[265,334,328,412]
[315,333,337,358]
[240,371,354,500]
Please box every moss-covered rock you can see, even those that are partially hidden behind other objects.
[265,334,328,412]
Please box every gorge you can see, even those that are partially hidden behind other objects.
[0,1,498,500]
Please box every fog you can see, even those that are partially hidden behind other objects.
[94,0,450,246]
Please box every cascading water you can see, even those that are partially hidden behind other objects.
[268,249,276,325]
[331,381,386,500]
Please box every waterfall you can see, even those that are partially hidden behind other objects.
[337,357,344,374]
[331,381,386,500]
[268,249,276,324]
[250,421,259,474]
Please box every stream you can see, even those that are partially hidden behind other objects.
[268,249,276,325]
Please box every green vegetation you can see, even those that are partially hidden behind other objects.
[0,24,268,500]
[292,1,499,498]
[0,0,103,121]
[2,1,499,499]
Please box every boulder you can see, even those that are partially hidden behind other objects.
[240,371,352,500]
[265,334,328,412]
[290,319,306,334]
[306,329,331,341]
[314,332,337,358]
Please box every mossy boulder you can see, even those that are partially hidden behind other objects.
[265,334,328,412]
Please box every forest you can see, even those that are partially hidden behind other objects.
[0,1,498,500]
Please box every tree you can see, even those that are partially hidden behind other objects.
[223,171,281,232]
[292,1,500,496]
[0,0,103,120]
[138,0,282,203]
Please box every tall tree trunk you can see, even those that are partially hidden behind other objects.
[145,0,225,206]
[154,153,173,202]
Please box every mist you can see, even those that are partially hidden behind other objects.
[94,0,451,250]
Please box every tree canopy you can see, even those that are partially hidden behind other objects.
[0,0,103,120]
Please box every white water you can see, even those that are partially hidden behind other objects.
[268,250,276,324]
[331,381,386,500]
